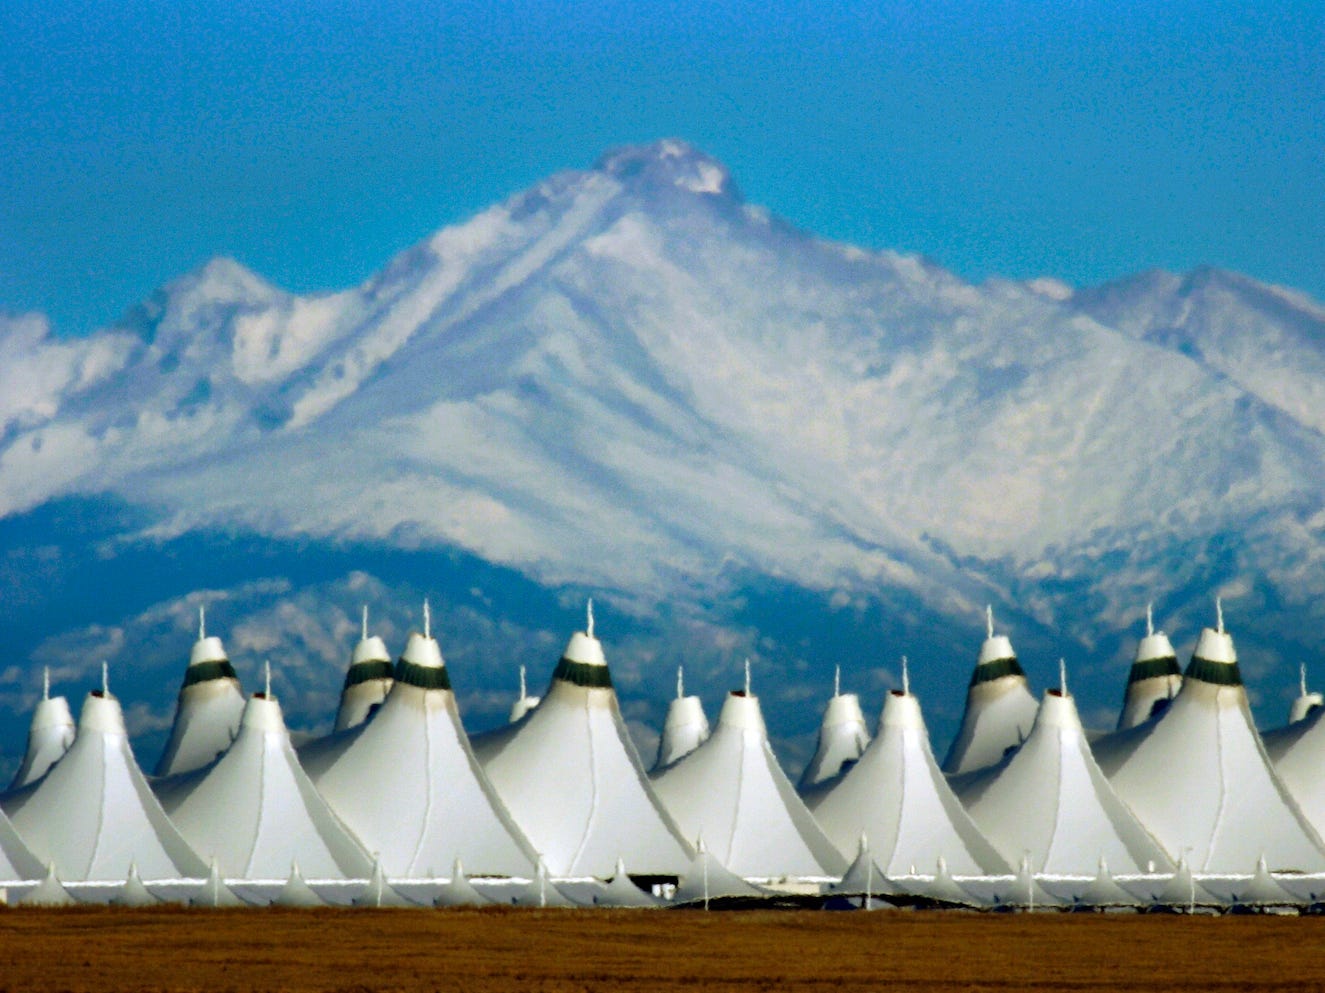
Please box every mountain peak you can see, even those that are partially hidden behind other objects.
[594,140,738,199]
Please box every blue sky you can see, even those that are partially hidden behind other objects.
[1,0,1321,337]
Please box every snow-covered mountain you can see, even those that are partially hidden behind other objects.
[3,139,1324,768]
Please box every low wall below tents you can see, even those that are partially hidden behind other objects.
[0,907,1322,991]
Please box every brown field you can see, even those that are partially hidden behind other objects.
[0,906,1321,992]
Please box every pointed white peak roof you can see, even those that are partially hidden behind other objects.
[353,856,415,907]
[334,605,394,733]
[473,606,693,877]
[110,861,160,907]
[1118,603,1183,730]
[191,857,248,908]
[652,666,710,770]
[507,664,542,724]
[592,856,664,907]
[808,675,1009,876]
[941,606,1038,775]
[988,854,1066,910]
[4,679,207,882]
[508,859,580,908]
[1263,702,1325,841]
[1145,854,1224,912]
[902,855,983,909]
[158,681,373,880]
[301,604,537,879]
[434,857,490,907]
[1072,856,1142,911]
[272,861,325,908]
[154,605,245,777]
[10,667,76,791]
[798,665,871,789]
[671,838,767,907]
[828,835,900,905]
[19,862,77,907]
[650,676,846,879]
[956,678,1173,875]
[1100,605,1325,873]
[1231,855,1303,913]
[1288,663,1323,725]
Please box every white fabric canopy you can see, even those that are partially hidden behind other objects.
[942,630,1038,775]
[154,631,245,777]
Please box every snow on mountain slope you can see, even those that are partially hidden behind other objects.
[3,140,1325,642]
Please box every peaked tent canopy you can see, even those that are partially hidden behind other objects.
[302,605,538,878]
[956,680,1173,875]
[473,605,693,878]
[334,606,394,732]
[671,841,768,907]
[1287,665,1323,726]
[158,680,374,880]
[941,607,1038,775]
[154,607,245,777]
[652,666,709,771]
[507,665,541,724]
[1096,608,1325,873]
[798,667,870,789]
[1117,606,1182,730]
[808,679,1009,876]
[9,668,75,790]
[651,678,845,879]
[3,677,207,882]
[1262,702,1325,841]
[19,862,77,907]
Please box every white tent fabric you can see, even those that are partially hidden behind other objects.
[157,690,373,880]
[507,665,541,724]
[0,800,43,882]
[807,687,1008,876]
[433,858,490,908]
[1264,705,1325,839]
[900,856,983,908]
[154,613,245,777]
[955,686,1172,875]
[1284,664,1323,726]
[1118,621,1183,730]
[671,841,767,906]
[987,855,1066,910]
[302,627,538,878]
[941,611,1038,775]
[650,688,845,879]
[507,860,580,908]
[1141,855,1223,913]
[474,617,693,878]
[1096,619,1325,873]
[272,862,324,908]
[3,687,207,882]
[190,858,248,907]
[110,862,160,907]
[10,671,75,790]
[828,836,902,906]
[652,667,709,771]
[334,610,394,732]
[19,862,76,907]
[798,676,870,789]
[591,857,664,908]
[353,857,415,907]
[1230,855,1303,914]
[1070,857,1142,911]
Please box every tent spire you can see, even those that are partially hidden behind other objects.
[519,664,527,700]
[264,660,272,699]
[1301,663,1309,698]
[834,665,841,698]
[42,666,49,701]
[101,661,109,696]
[677,665,684,700]
[985,604,994,640]
[1215,596,1224,634]
[1146,602,1154,638]
[901,655,910,696]
[1059,658,1068,696]
[423,599,431,640]
[744,658,751,696]
[586,598,595,639]
[199,604,206,641]
[361,604,368,641]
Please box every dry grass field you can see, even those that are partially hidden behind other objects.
[0,906,1320,992]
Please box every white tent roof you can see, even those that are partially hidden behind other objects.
[190,858,248,907]
[1285,664,1323,726]
[3,683,207,881]
[301,621,539,878]
[158,684,374,880]
[154,609,245,777]
[1096,615,1325,873]
[110,862,161,907]
[941,609,1038,775]
[1263,703,1325,840]
[19,862,77,906]
[671,841,767,906]
[1118,608,1182,730]
[1072,857,1143,911]
[651,666,709,771]
[650,684,845,879]
[272,862,325,907]
[956,682,1173,875]
[0,805,42,882]
[473,612,694,878]
[433,858,490,907]
[507,665,541,724]
[353,857,415,907]
[798,668,870,789]
[10,669,75,791]
[334,607,394,732]
[807,683,1009,876]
